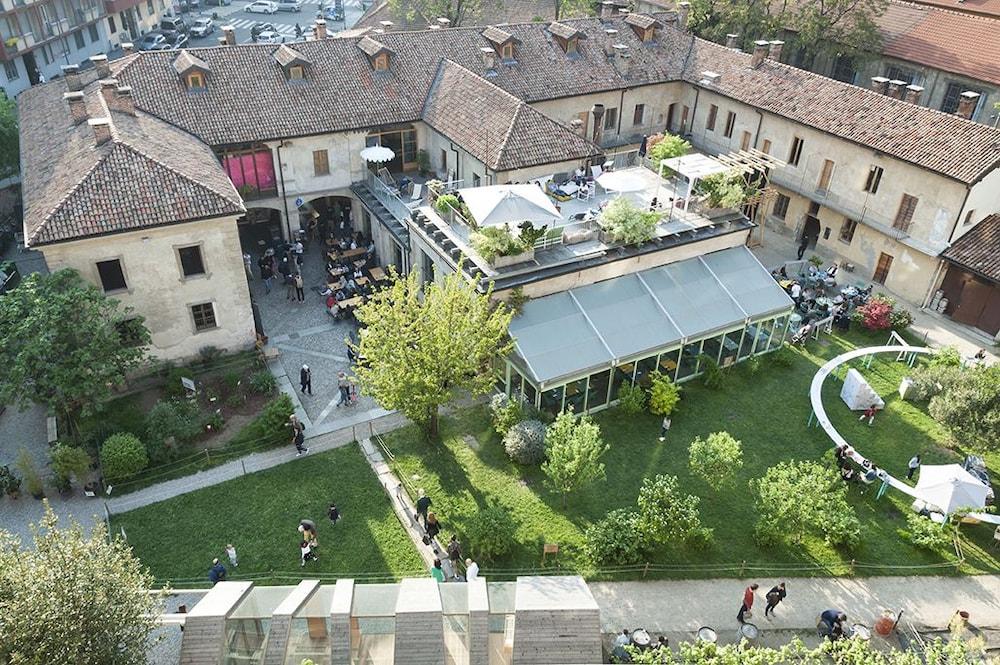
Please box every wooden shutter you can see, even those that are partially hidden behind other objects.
[873,252,894,284]
[893,194,918,232]
[817,159,834,191]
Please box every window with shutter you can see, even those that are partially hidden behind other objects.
[893,194,918,233]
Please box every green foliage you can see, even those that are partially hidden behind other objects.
[201,411,225,433]
[434,194,474,226]
[162,366,194,399]
[647,132,691,163]
[503,419,546,465]
[353,267,513,436]
[743,354,762,376]
[517,221,546,246]
[227,394,294,450]
[770,344,796,367]
[198,345,223,366]
[0,270,150,423]
[464,502,515,561]
[15,448,43,497]
[929,364,1000,450]
[0,94,18,180]
[49,445,92,488]
[636,474,703,546]
[902,513,951,551]
[648,371,681,417]
[416,149,431,174]
[248,369,277,395]
[699,354,726,389]
[387,0,485,26]
[688,432,743,491]
[0,465,20,496]
[489,393,523,437]
[929,346,962,368]
[585,508,644,565]
[906,364,964,402]
[100,433,149,482]
[222,370,242,392]
[598,197,660,245]
[470,225,529,261]
[0,505,163,664]
[145,399,203,449]
[698,171,754,209]
[752,460,859,548]
[616,382,647,414]
[506,286,529,314]
[542,411,608,497]
[808,254,824,267]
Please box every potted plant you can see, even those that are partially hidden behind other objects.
[597,197,659,245]
[49,444,93,495]
[425,179,445,202]
[16,448,45,500]
[470,225,535,267]
[416,149,431,176]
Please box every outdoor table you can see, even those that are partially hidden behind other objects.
[631,629,651,648]
[370,266,387,282]
[815,297,834,308]
[340,247,367,260]
[340,296,363,308]
[355,276,370,287]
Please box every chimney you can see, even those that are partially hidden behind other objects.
[699,70,721,85]
[217,36,228,46]
[750,39,769,68]
[768,40,784,60]
[64,91,88,125]
[957,91,981,119]
[600,0,616,19]
[114,86,135,116]
[222,25,236,45]
[479,46,496,72]
[89,117,112,146]
[99,78,118,107]
[90,54,110,79]
[677,2,690,30]
[725,33,739,49]
[591,103,606,145]
[903,84,924,105]
[61,64,82,92]
[611,43,630,77]
[121,42,134,56]
[887,79,905,99]
[870,76,889,95]
[436,17,450,28]
[314,19,327,39]
[379,20,394,30]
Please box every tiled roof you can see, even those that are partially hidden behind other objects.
[421,60,600,171]
[481,26,515,45]
[547,21,583,39]
[903,0,1000,17]
[942,214,1000,282]
[878,1,1000,86]
[172,49,210,75]
[273,44,311,67]
[357,35,391,57]
[19,70,243,246]
[624,13,660,29]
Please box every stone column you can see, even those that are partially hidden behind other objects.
[467,578,489,665]
[393,578,444,665]
[330,579,354,665]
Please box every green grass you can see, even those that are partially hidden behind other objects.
[383,330,1000,580]
[112,444,425,586]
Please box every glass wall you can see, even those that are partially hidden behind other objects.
[610,361,635,401]
[224,587,293,665]
[285,587,335,665]
[441,584,469,665]
[768,315,789,351]
[738,323,756,359]
[350,584,399,665]
[487,583,515,665]
[676,340,702,380]
[585,369,611,411]
[633,355,659,388]
[701,333,724,366]
[540,385,564,416]
[218,145,278,200]
[658,348,679,381]
[720,329,742,367]
[563,377,587,414]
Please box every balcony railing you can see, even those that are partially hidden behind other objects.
[367,171,414,224]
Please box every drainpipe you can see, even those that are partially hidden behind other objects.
[617,88,625,137]
[751,109,764,148]
[689,88,700,136]
[276,141,293,240]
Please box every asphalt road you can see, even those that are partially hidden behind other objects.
[178,0,366,47]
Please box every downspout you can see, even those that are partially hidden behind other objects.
[689,87,700,136]
[751,109,763,148]
[275,141,293,240]
[616,88,625,138]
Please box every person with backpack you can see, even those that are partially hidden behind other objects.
[764,582,786,619]
[292,426,308,457]
[446,535,462,572]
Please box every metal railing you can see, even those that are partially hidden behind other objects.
[366,171,413,224]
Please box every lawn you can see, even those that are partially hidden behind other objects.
[382,329,1000,579]
[112,444,425,586]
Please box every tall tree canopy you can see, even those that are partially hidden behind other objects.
[387,0,494,26]
[0,94,18,180]
[353,267,513,436]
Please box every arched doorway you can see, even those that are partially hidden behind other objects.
[298,195,356,242]
[237,207,284,255]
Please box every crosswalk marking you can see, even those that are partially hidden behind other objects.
[225,17,302,36]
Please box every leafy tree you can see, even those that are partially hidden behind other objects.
[387,0,494,28]
[0,504,163,664]
[585,508,644,565]
[542,411,608,501]
[929,364,1000,451]
[616,382,647,414]
[554,0,596,18]
[752,460,859,547]
[0,270,150,430]
[688,431,743,490]
[100,433,149,482]
[0,94,18,180]
[648,371,681,417]
[464,501,515,561]
[635,474,704,546]
[49,444,92,489]
[598,197,660,245]
[489,393,523,437]
[352,268,513,437]
[647,132,691,163]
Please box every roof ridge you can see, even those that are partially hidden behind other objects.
[495,104,526,170]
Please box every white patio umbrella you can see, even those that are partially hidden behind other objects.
[457,184,562,227]
[596,170,646,194]
[359,145,395,163]
[913,464,990,515]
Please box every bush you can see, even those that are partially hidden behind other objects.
[16,448,43,497]
[890,306,914,330]
[222,370,242,392]
[743,355,762,376]
[49,445,92,488]
[598,197,659,245]
[851,294,910,332]
[162,366,194,399]
[470,226,529,261]
[903,513,951,550]
[248,369,277,395]
[929,346,962,368]
[699,355,726,389]
[686,526,715,551]
[698,171,757,209]
[0,465,20,496]
[647,132,691,163]
[929,364,1000,450]
[489,393,523,437]
[907,365,964,402]
[636,474,703,546]
[648,371,680,417]
[227,394,295,451]
[100,433,149,482]
[502,419,546,465]
[616,382,647,415]
[202,411,225,433]
[464,502,515,561]
[146,399,203,448]
[198,345,223,366]
[585,508,644,565]
[689,432,743,491]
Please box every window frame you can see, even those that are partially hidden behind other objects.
[190,302,218,333]
[632,103,645,126]
[740,131,751,151]
[839,218,857,245]
[772,193,790,220]
[186,72,205,90]
[313,149,330,176]
[177,244,207,279]
[96,258,128,293]
[863,165,883,194]
[788,136,803,167]
[289,64,304,80]
[723,111,736,138]
[500,42,514,60]
[873,252,893,285]
[892,194,918,233]
[604,107,618,131]
[706,104,718,131]
[817,159,835,192]
[761,139,772,154]
[373,53,389,70]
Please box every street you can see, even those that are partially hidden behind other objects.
[176,0,367,47]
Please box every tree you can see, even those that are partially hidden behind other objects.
[555,0,596,19]
[542,411,608,502]
[352,267,513,437]
[635,474,704,546]
[647,133,691,163]
[598,197,660,245]
[648,371,681,417]
[0,504,163,664]
[387,0,495,26]
[688,431,743,491]
[752,460,859,547]
[929,364,1000,451]
[0,94,18,180]
[0,270,150,430]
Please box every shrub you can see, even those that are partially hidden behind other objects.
[16,448,44,497]
[648,371,680,417]
[198,345,223,366]
[248,369,277,395]
[929,346,962,368]
[698,172,755,209]
[598,197,659,245]
[435,193,461,216]
[743,355,762,376]
[542,411,607,499]
[851,294,910,332]
[202,411,225,433]
[503,419,546,465]
[222,370,242,392]
[636,474,703,546]
[464,502,515,561]
[145,399,203,448]
[903,513,951,551]
[890,306,914,330]
[689,432,743,490]
[907,365,964,402]
[506,287,529,314]
[616,382,647,415]
[585,508,644,565]
[0,465,20,496]
[489,393,523,437]
[687,526,715,551]
[227,394,295,451]
[470,226,529,261]
[100,433,149,482]
[647,132,691,163]
[699,355,726,389]
[929,364,1000,450]
[49,445,92,488]
[162,366,194,399]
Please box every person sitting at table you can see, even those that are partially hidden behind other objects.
[840,464,856,485]
[326,295,342,320]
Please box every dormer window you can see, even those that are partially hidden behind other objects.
[358,36,394,71]
[172,49,211,91]
[623,14,660,42]
[290,65,304,80]
[374,53,389,70]
[566,37,579,54]
[481,26,519,63]
[548,22,585,56]
[500,42,513,60]
[186,72,205,90]
[273,44,312,81]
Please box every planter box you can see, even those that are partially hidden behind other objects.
[492,248,535,268]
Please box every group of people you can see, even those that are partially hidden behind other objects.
[254,242,308,302]
[737,582,787,624]
[207,543,240,584]
[414,489,480,583]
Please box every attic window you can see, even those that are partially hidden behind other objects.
[566,37,578,54]
[500,42,514,60]
[374,53,389,70]
[289,65,305,80]
[186,72,205,90]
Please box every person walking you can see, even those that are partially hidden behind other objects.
[658,416,671,442]
[446,535,462,570]
[208,558,227,585]
[294,272,305,303]
[292,426,308,456]
[415,489,432,527]
[336,372,352,407]
[764,582,786,619]
[300,364,313,396]
[431,558,445,583]
[300,540,317,567]
[225,543,239,568]
[465,557,479,582]
[907,454,921,480]
[796,237,809,260]
[425,512,440,541]
[737,583,758,624]
[328,502,341,524]
[259,256,274,294]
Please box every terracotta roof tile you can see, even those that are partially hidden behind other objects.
[902,0,1000,18]
[624,13,659,29]
[273,44,311,67]
[172,49,210,75]
[547,21,583,39]
[481,26,515,45]
[942,214,1000,282]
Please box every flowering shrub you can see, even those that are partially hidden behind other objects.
[850,294,910,331]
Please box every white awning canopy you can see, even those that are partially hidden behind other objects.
[913,464,990,515]
[596,170,647,193]
[661,153,733,213]
[458,184,562,227]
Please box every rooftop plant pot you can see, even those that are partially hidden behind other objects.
[492,247,535,268]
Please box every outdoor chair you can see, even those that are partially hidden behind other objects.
[406,183,423,209]
[591,164,603,180]
[576,182,594,200]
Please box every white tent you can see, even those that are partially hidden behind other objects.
[660,153,731,212]
[457,184,562,227]
[914,464,990,515]
[596,170,646,194]
[840,368,885,411]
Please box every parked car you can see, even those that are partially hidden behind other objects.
[255,29,281,44]
[246,0,279,13]
[204,0,230,5]
[167,32,189,49]
[178,0,200,11]
[322,3,344,21]
[190,17,215,37]
[250,22,276,39]
[138,31,169,51]
[277,0,303,11]
[159,15,189,35]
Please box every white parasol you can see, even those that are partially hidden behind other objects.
[913,464,990,515]
[596,170,647,193]
[457,184,562,227]
[360,145,395,163]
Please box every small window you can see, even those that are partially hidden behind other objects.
[313,149,329,176]
[373,53,389,70]
[632,103,645,126]
[74,29,85,50]
[440,148,447,170]
[873,252,893,285]
[289,65,304,80]
[3,60,18,81]
[186,72,205,90]
[178,245,206,278]
[839,218,857,244]
[147,0,154,13]
[191,302,217,332]
[893,194,918,233]
[566,37,578,54]
[817,159,835,192]
[108,15,117,33]
[472,173,481,187]
[773,193,790,220]
[831,53,855,84]
[604,107,618,130]
[740,131,751,151]
[788,136,803,166]
[723,111,736,138]
[963,210,977,226]
[96,259,127,293]
[706,104,718,131]
[885,66,915,85]
[761,139,772,154]
[863,165,883,194]
[501,42,514,60]
[89,24,99,43]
